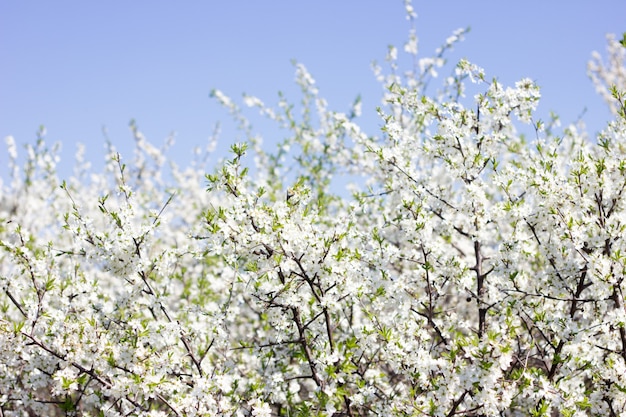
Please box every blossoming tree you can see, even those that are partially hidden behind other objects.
[1,3,626,416]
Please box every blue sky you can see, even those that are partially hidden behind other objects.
[1,1,624,180]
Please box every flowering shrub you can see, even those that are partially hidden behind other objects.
[2,4,626,416]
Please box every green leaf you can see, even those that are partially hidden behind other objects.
[58,396,76,412]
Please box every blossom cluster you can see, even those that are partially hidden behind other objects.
[1,5,626,416]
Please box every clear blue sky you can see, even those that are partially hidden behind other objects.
[1,1,624,179]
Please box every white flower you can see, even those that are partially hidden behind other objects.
[249,399,272,417]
